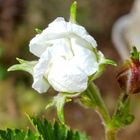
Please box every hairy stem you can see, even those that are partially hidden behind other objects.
[87,82,111,125]
[85,83,117,140]
[105,129,116,140]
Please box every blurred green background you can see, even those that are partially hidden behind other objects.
[0,0,140,140]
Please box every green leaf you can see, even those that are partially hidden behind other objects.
[70,1,77,23]
[29,116,90,140]
[31,117,53,140]
[111,94,134,129]
[53,122,67,140]
[0,117,89,140]
[0,128,40,140]
[8,58,37,74]
[25,129,41,140]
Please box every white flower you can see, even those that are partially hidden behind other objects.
[29,17,103,93]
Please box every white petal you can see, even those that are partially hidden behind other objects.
[32,39,74,93]
[29,33,52,57]
[29,17,97,57]
[32,77,50,93]
[69,23,97,48]
[48,57,88,93]
[71,38,99,75]
[46,39,73,59]
[84,34,97,48]
[45,17,67,33]
[32,56,50,93]
[47,17,97,47]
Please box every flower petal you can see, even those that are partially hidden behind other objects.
[48,57,88,93]
[32,39,74,93]
[45,39,73,59]
[29,33,51,57]
[32,56,50,93]
[71,38,99,75]
[32,77,50,93]
[46,17,97,47]
[29,17,97,57]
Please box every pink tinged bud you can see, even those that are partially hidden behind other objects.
[117,59,140,94]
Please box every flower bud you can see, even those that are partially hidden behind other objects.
[117,47,140,94]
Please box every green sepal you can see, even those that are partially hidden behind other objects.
[70,1,77,23]
[56,95,66,124]
[8,58,37,74]
[110,94,134,129]
[89,60,117,82]
[80,91,97,109]
[130,46,140,60]
[80,83,104,110]
[88,65,105,82]
[46,94,72,124]
[102,59,117,66]
[89,51,117,82]
[35,28,42,34]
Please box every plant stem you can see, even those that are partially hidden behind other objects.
[105,129,116,140]
[87,82,111,125]
[86,82,117,140]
